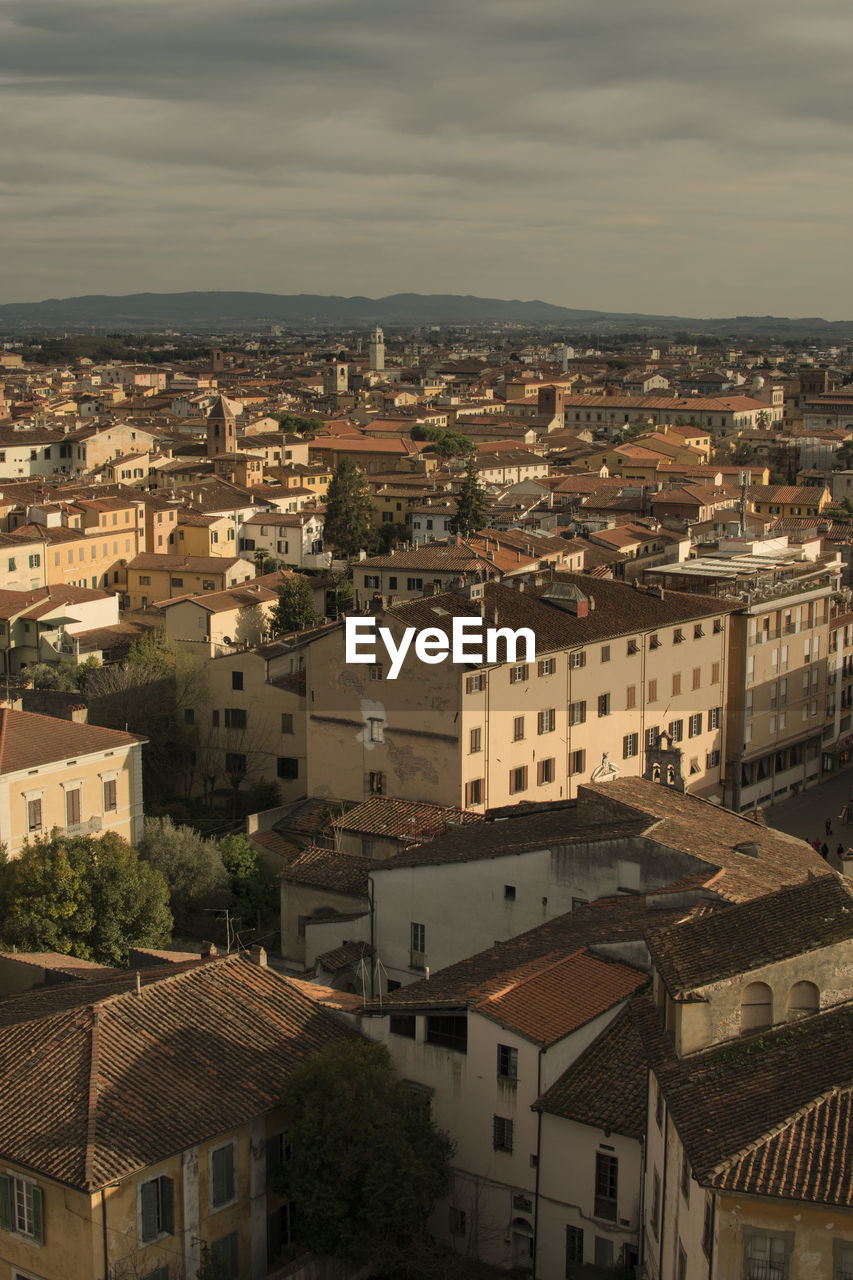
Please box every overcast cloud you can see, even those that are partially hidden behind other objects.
[2,0,853,316]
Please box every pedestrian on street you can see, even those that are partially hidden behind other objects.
[821,842,830,859]
[813,838,822,852]
[837,843,845,861]
[825,817,833,836]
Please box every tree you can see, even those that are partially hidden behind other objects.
[449,456,488,537]
[0,832,172,965]
[410,424,475,458]
[323,457,374,559]
[268,575,320,636]
[276,413,323,434]
[137,816,228,921]
[218,833,277,922]
[278,1039,454,1270]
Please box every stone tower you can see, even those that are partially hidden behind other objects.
[369,325,385,374]
[322,361,349,396]
[206,394,238,458]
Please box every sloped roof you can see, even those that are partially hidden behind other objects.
[535,1003,647,1139]
[647,874,852,998]
[281,846,370,895]
[335,796,481,843]
[0,707,144,774]
[0,955,355,1189]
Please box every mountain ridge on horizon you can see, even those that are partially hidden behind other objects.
[0,290,849,338]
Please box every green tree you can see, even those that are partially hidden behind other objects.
[276,413,323,434]
[410,424,475,458]
[278,1039,454,1270]
[0,832,172,965]
[449,456,488,537]
[323,457,374,559]
[218,833,277,921]
[137,816,228,921]
[268,575,320,636]
[731,440,754,464]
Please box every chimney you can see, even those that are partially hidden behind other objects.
[250,944,268,967]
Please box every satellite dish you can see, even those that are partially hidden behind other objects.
[223,636,232,645]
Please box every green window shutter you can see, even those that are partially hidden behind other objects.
[227,1231,239,1279]
[30,1185,44,1245]
[224,1149,235,1204]
[160,1176,174,1236]
[0,1174,12,1232]
[265,1135,282,1185]
[212,1145,233,1205]
[140,1180,158,1242]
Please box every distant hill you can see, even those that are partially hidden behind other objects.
[0,290,851,339]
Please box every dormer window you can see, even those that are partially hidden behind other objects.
[740,981,772,1033]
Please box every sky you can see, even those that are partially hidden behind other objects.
[2,0,853,317]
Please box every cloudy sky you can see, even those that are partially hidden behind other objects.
[2,0,852,316]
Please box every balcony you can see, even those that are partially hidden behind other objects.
[409,950,427,971]
[65,816,103,837]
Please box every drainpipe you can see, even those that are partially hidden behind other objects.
[659,1108,669,1279]
[532,1047,543,1279]
[706,1192,716,1279]
[101,1189,109,1280]
[368,874,376,1001]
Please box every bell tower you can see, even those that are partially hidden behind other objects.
[206,395,238,458]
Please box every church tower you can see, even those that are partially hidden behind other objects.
[206,395,238,458]
[369,325,385,373]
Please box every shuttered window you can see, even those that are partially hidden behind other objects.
[139,1174,174,1242]
[211,1143,236,1208]
[0,1173,44,1243]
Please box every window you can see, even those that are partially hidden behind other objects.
[0,1173,44,1242]
[497,1044,518,1081]
[369,770,384,795]
[225,752,247,775]
[786,981,819,1020]
[622,733,638,759]
[649,632,660,650]
[567,750,585,776]
[170,577,183,588]
[28,554,39,569]
[510,663,529,684]
[265,1130,292,1186]
[513,715,525,741]
[364,574,380,589]
[27,797,43,833]
[708,706,722,730]
[212,710,220,727]
[139,1174,174,1243]
[692,666,701,690]
[566,1224,584,1266]
[406,577,423,591]
[673,628,684,644]
[668,719,683,743]
[597,692,610,717]
[368,664,383,681]
[713,617,722,634]
[467,673,484,693]
[688,712,702,738]
[647,677,658,703]
[539,756,557,783]
[601,645,611,662]
[711,661,720,684]
[833,1241,853,1280]
[594,1152,618,1221]
[693,623,704,639]
[281,713,294,734]
[230,670,243,691]
[672,672,681,695]
[389,1014,416,1038]
[741,981,773,1032]
[627,639,638,655]
[65,787,81,827]
[224,708,247,730]
[465,778,484,806]
[707,748,721,768]
[210,1231,239,1280]
[411,921,426,961]
[570,651,586,669]
[103,779,117,812]
[469,727,482,753]
[493,1115,513,1152]
[538,657,556,676]
[449,1207,467,1236]
[211,1142,236,1209]
[368,717,384,743]
[426,1014,467,1052]
[743,1230,791,1280]
[267,1203,299,1264]
[509,765,528,794]
[626,684,636,710]
[277,758,298,780]
[569,700,586,725]
[504,884,516,901]
[538,708,555,734]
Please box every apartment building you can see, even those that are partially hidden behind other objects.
[240,510,328,570]
[124,553,253,610]
[354,543,494,607]
[0,707,145,854]
[645,540,842,810]
[306,576,731,809]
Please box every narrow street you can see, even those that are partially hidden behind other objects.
[758,766,853,871]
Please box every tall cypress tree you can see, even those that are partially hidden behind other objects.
[323,457,374,558]
[450,456,488,536]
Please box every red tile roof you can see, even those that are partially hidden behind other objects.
[0,707,144,774]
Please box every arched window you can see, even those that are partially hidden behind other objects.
[786,981,819,1021]
[741,981,773,1032]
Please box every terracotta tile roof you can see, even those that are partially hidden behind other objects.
[335,797,481,843]
[358,543,491,572]
[249,830,302,863]
[475,948,645,1047]
[126,552,245,573]
[535,1004,647,1139]
[281,846,370,895]
[0,707,144,774]
[581,780,826,903]
[634,993,853,1205]
[375,895,686,1011]
[315,940,374,972]
[0,955,355,1189]
[647,874,853,998]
